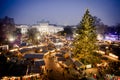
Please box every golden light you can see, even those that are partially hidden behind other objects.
[9,37,15,42]
[9,48,18,52]
[37,36,40,40]
[96,50,105,54]
[97,34,103,41]
[109,53,118,59]
[56,63,60,67]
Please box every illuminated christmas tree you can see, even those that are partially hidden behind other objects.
[73,9,98,64]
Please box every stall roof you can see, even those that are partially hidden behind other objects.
[34,59,45,66]
[57,57,66,61]
[24,53,44,59]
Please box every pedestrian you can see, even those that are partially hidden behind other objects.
[89,72,92,76]
[46,69,48,73]
[96,75,99,80]
[63,71,64,77]
[93,74,97,79]
[50,69,53,72]
[83,72,87,77]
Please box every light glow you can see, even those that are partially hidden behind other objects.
[109,53,118,59]
[37,36,40,40]
[97,34,103,41]
[9,37,15,42]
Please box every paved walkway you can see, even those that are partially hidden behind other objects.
[44,54,81,80]
[85,68,98,75]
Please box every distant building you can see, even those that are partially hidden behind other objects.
[15,24,29,35]
[32,21,64,35]
[15,21,64,35]
[0,16,15,25]
[0,16,16,44]
[15,24,30,45]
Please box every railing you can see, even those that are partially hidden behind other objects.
[2,73,41,80]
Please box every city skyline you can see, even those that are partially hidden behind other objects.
[0,0,120,26]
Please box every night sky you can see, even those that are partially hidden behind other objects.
[0,0,120,26]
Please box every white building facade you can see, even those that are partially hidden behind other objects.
[16,24,29,34]
[32,22,63,35]
[15,22,63,35]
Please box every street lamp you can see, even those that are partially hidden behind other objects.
[9,37,15,42]
[97,34,103,41]
[8,36,15,49]
[37,36,40,40]
[36,36,40,46]
[105,46,109,55]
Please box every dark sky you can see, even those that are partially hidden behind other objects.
[0,0,120,26]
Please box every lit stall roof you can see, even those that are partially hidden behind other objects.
[24,53,44,59]
[34,59,45,66]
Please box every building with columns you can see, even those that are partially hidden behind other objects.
[16,21,64,35]
[32,21,64,35]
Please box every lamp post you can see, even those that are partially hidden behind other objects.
[37,36,40,46]
[8,36,15,49]
[9,37,15,42]
[37,36,40,40]
[105,46,109,55]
